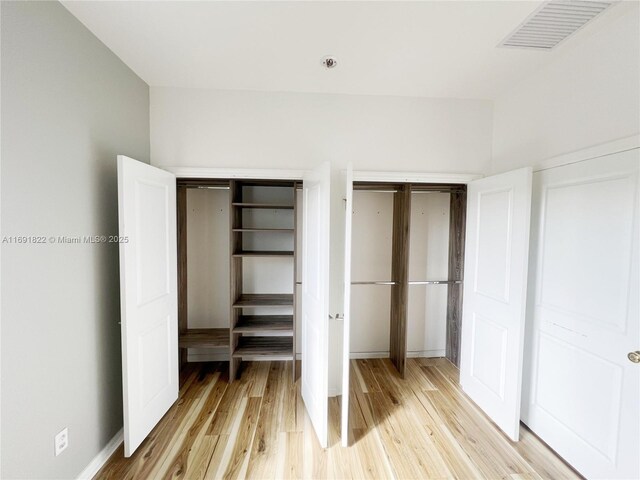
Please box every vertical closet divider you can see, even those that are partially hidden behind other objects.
[389,183,412,377]
[446,188,467,367]
[177,184,188,368]
[229,180,242,381]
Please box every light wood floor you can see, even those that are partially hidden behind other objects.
[96,358,580,479]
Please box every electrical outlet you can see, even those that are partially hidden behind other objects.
[54,428,68,456]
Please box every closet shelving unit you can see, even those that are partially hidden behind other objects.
[229,180,297,381]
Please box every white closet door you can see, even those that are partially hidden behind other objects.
[522,149,639,479]
[341,163,353,447]
[117,155,178,457]
[301,161,331,448]
[460,167,532,441]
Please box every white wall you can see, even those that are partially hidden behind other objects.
[492,2,640,173]
[1,2,149,478]
[151,87,492,174]
[350,191,394,354]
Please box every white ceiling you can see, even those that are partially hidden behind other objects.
[61,1,626,100]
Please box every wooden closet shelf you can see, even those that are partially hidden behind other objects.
[179,328,229,348]
[232,337,293,360]
[233,294,294,308]
[232,250,294,257]
[232,202,294,210]
[233,315,293,336]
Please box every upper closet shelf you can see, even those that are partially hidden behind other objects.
[232,293,294,308]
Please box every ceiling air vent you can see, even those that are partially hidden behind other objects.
[499,0,614,50]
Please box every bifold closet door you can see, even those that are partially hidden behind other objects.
[301,161,331,448]
[522,150,639,479]
[460,167,532,441]
[117,155,179,456]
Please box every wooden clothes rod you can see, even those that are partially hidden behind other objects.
[353,182,466,194]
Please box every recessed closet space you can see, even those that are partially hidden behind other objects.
[176,179,301,382]
[348,182,466,376]
[181,184,231,362]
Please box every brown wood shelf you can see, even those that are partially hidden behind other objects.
[232,336,293,360]
[233,315,293,336]
[232,202,294,210]
[232,250,294,257]
[229,179,298,382]
[232,294,294,308]
[179,328,229,349]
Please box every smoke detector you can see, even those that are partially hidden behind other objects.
[321,56,338,69]
[499,0,614,50]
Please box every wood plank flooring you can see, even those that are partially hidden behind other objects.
[96,358,581,480]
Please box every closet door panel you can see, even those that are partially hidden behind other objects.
[522,149,639,479]
[460,167,532,441]
[117,155,178,457]
[341,163,353,447]
[301,161,331,448]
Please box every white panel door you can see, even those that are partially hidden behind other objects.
[522,149,639,478]
[301,161,331,448]
[341,163,353,447]
[117,155,178,457]
[460,167,533,441]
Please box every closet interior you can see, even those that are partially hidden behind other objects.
[349,182,467,375]
[175,177,466,381]
[176,178,299,382]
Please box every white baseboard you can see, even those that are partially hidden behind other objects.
[350,351,389,359]
[407,349,446,358]
[349,349,445,359]
[76,428,123,480]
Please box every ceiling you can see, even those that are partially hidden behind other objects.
[61,1,626,100]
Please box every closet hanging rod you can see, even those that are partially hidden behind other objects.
[353,189,398,193]
[351,281,397,285]
[408,280,463,285]
[411,190,460,194]
[195,186,230,190]
[351,189,461,194]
